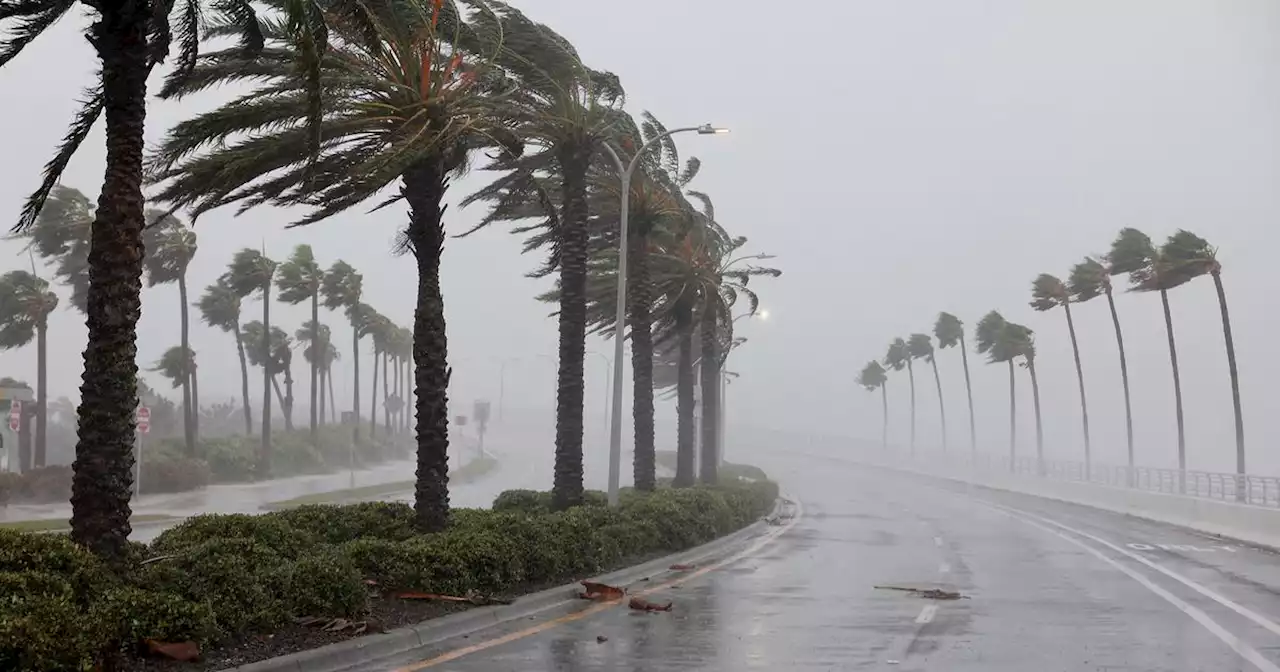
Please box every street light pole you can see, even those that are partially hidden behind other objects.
[600,123,728,506]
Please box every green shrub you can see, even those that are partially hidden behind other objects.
[438,529,524,592]
[140,538,290,636]
[151,513,315,559]
[449,510,569,584]
[9,465,71,504]
[273,548,368,619]
[491,488,608,514]
[272,432,326,477]
[269,502,416,544]
[0,591,109,672]
[202,436,255,482]
[140,453,211,494]
[341,537,470,595]
[0,529,108,596]
[95,587,218,649]
[0,570,73,603]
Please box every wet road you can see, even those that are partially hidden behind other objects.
[383,453,1280,671]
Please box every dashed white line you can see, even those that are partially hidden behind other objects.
[914,604,938,624]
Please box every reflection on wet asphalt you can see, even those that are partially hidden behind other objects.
[398,449,1280,671]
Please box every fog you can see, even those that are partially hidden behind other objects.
[2,0,1279,485]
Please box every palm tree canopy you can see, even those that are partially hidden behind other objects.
[933,312,964,349]
[1006,322,1036,364]
[226,248,277,297]
[347,302,382,338]
[150,346,197,389]
[974,311,1006,358]
[321,261,362,311]
[276,244,325,304]
[195,277,242,333]
[14,185,91,312]
[1029,273,1068,312]
[0,270,59,349]
[1161,229,1219,280]
[141,211,198,287]
[884,337,909,371]
[856,360,887,391]
[1067,256,1109,302]
[907,333,934,363]
[295,320,332,366]
[242,321,292,373]
[1107,227,1155,276]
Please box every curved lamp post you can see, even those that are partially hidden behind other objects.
[599,123,729,506]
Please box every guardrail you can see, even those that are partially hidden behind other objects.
[890,451,1280,508]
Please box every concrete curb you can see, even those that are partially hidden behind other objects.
[224,498,784,672]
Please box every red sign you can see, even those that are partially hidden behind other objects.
[7,400,20,432]
[136,406,151,435]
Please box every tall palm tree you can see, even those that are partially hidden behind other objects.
[1110,227,1189,481]
[226,248,277,477]
[150,347,197,422]
[296,320,331,427]
[1030,273,1090,469]
[149,0,516,532]
[276,244,325,443]
[16,185,92,313]
[141,211,199,453]
[1068,256,1134,476]
[883,338,912,454]
[244,322,295,431]
[321,261,363,440]
[907,333,944,451]
[1006,321,1043,473]
[366,313,394,440]
[196,277,253,435]
[1160,230,1246,478]
[975,311,1018,468]
[934,312,975,454]
[0,270,58,466]
[855,360,889,449]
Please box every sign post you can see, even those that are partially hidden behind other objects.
[7,400,21,433]
[135,406,150,495]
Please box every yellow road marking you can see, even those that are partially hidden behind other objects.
[394,499,803,671]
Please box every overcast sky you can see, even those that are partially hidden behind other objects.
[2,0,1279,477]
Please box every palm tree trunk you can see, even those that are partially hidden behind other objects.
[234,326,253,435]
[958,333,976,455]
[369,345,380,440]
[699,310,721,485]
[34,319,48,468]
[390,354,399,435]
[282,359,295,432]
[327,366,337,427]
[1160,288,1187,491]
[930,357,946,451]
[351,323,361,443]
[18,405,32,473]
[309,294,319,441]
[1027,360,1044,475]
[1061,301,1091,472]
[880,382,888,450]
[69,10,148,566]
[628,233,656,492]
[906,359,917,455]
[180,274,198,443]
[1211,270,1245,481]
[552,145,591,511]
[270,375,287,423]
[1104,285,1134,480]
[318,366,327,427]
[176,274,195,455]
[1007,359,1017,472]
[190,359,200,440]
[259,284,272,478]
[382,352,391,434]
[674,297,695,487]
[403,158,452,532]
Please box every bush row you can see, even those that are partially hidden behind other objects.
[0,476,777,670]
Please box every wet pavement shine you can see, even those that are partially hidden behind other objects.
[374,450,1280,671]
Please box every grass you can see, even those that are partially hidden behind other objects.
[262,454,500,510]
[0,513,176,533]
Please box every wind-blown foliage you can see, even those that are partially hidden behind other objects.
[1030,272,1090,467]
[276,244,325,441]
[975,311,1019,466]
[934,312,975,453]
[883,337,913,453]
[907,333,945,451]
[1068,255,1134,473]
[0,270,58,466]
[856,360,888,450]
[227,248,277,475]
[14,185,92,313]
[142,211,199,453]
[196,277,253,435]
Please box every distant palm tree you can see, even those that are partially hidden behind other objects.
[196,278,252,435]
[1007,321,1043,473]
[883,338,913,454]
[1160,230,1246,478]
[856,360,889,449]
[321,261,363,440]
[150,347,198,422]
[141,211,199,453]
[276,245,326,443]
[227,249,277,477]
[1030,273,1090,469]
[366,313,394,440]
[296,321,330,425]
[934,312,975,454]
[1110,228,1189,480]
[908,333,945,451]
[0,270,58,466]
[243,322,295,432]
[975,311,1018,468]
[1068,256,1134,475]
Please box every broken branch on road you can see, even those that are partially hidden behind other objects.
[874,585,968,600]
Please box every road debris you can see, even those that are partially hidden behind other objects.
[292,616,371,635]
[874,585,967,600]
[145,640,200,662]
[669,563,696,571]
[596,635,608,643]
[393,590,512,605]
[579,581,625,601]
[629,596,673,612]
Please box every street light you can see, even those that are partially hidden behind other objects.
[600,123,729,506]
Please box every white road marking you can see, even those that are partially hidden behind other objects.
[933,536,943,547]
[1002,509,1280,672]
[1129,541,1239,553]
[938,562,951,574]
[915,604,938,624]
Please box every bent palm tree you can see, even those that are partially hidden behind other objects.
[908,333,944,451]
[884,338,912,454]
[934,312,975,454]
[1007,322,1042,473]
[0,271,58,466]
[226,248,277,477]
[150,347,197,420]
[975,311,1018,468]
[243,322,295,431]
[296,321,332,427]
[856,360,889,449]
[322,262,363,439]
[141,211,199,453]
[1068,256,1133,476]
[1030,273,1090,470]
[196,277,252,435]
[16,185,92,313]
[276,244,325,443]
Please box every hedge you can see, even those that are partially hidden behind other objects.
[0,476,777,670]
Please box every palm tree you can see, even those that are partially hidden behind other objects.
[1030,273,1090,470]
[15,185,92,313]
[908,333,945,451]
[150,347,197,417]
[226,248,277,477]
[276,244,325,444]
[243,321,295,431]
[855,360,889,449]
[1110,228,1189,482]
[0,271,58,466]
[321,261,363,440]
[883,338,912,454]
[366,313,394,440]
[934,312,975,454]
[196,277,253,435]
[1068,256,1134,476]
[975,311,1018,468]
[296,321,332,427]
[1160,230,1246,478]
[1006,321,1043,473]
[141,211,199,453]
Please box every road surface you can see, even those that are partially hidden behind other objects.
[378,452,1280,671]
